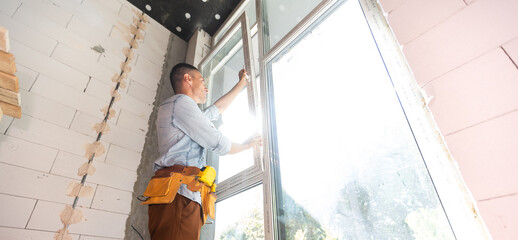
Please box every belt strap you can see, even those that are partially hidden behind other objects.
[153,165,201,178]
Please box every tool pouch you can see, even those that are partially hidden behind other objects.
[141,173,187,205]
[141,166,200,205]
[140,165,218,223]
[143,174,173,197]
[200,185,218,223]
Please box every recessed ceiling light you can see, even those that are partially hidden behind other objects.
[215,14,220,20]
[185,13,191,19]
[145,4,152,11]
[202,0,208,2]
[176,26,182,32]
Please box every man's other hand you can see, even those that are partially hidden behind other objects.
[245,135,262,149]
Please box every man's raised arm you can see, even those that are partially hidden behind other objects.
[213,69,248,114]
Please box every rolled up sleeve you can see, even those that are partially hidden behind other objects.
[203,105,220,121]
[172,96,231,155]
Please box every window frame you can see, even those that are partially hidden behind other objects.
[258,1,337,238]
[198,12,263,202]
[257,0,491,239]
[202,0,490,238]
[211,0,257,47]
[356,1,490,238]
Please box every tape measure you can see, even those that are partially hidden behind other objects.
[197,166,217,192]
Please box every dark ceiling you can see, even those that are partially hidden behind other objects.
[128,0,242,42]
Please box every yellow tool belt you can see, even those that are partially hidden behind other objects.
[141,165,217,224]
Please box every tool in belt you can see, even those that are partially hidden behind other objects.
[141,165,217,224]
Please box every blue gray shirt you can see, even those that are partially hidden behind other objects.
[153,94,232,204]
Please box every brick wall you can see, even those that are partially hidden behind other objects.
[0,0,170,239]
[379,0,518,239]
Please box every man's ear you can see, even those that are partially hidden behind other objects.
[183,73,192,86]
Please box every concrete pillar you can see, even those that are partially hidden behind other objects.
[186,27,212,68]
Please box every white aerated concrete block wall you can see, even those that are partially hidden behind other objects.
[0,0,171,239]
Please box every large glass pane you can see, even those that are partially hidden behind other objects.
[201,27,256,182]
[215,185,264,239]
[262,0,322,52]
[268,1,455,239]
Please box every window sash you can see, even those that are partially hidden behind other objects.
[198,12,263,201]
[258,0,490,239]
[356,1,490,238]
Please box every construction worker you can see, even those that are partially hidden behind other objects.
[146,63,261,240]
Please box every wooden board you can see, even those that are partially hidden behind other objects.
[0,87,20,106]
[0,50,16,75]
[0,26,8,52]
[0,104,3,121]
[0,71,18,92]
[0,101,20,118]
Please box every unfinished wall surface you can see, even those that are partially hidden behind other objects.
[0,0,170,239]
[124,33,187,240]
[379,0,518,239]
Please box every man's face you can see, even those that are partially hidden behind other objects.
[189,70,208,104]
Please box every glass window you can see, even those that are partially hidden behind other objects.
[201,28,256,182]
[261,0,322,52]
[266,1,455,239]
[215,185,264,239]
[200,13,262,190]
[199,12,264,239]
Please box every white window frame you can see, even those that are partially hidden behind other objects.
[212,0,257,47]
[198,12,263,202]
[257,0,491,239]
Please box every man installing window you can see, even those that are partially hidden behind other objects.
[143,63,261,240]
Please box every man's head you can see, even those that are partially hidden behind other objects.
[170,63,208,104]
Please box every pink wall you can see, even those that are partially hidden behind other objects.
[378,0,518,239]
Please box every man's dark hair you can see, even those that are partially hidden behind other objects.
[170,63,199,93]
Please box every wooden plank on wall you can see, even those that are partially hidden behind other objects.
[0,87,20,106]
[0,50,16,75]
[0,101,21,118]
[0,26,8,52]
[0,71,19,92]
[0,26,15,121]
[0,86,18,99]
